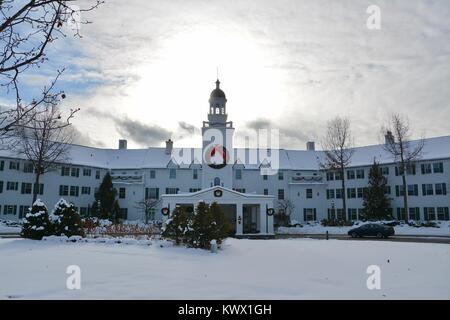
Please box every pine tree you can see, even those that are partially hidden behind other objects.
[91,172,121,221]
[363,161,392,220]
[191,202,230,249]
[52,199,85,237]
[161,206,192,244]
[21,199,52,240]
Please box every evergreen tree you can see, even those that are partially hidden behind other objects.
[191,202,230,249]
[21,199,52,240]
[363,161,392,220]
[91,172,121,221]
[52,199,85,237]
[161,206,192,244]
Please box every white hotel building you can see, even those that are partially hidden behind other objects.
[0,80,449,237]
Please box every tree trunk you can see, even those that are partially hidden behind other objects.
[401,166,409,223]
[32,171,41,205]
[341,166,347,221]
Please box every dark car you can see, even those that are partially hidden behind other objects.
[348,223,395,238]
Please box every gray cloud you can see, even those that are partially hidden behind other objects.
[89,109,172,147]
[178,121,198,135]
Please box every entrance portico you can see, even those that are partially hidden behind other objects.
[161,186,275,238]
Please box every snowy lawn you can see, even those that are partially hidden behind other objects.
[0,238,449,299]
[278,221,450,236]
[0,221,21,234]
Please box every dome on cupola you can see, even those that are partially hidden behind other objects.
[210,79,226,99]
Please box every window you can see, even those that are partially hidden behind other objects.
[424,207,436,221]
[23,162,34,173]
[95,170,101,179]
[396,164,416,176]
[71,167,79,177]
[169,169,176,179]
[33,183,44,195]
[384,186,391,195]
[408,184,418,196]
[326,189,335,199]
[348,208,357,221]
[119,187,126,199]
[0,181,3,193]
[119,208,128,220]
[83,168,92,176]
[150,170,156,179]
[437,207,449,220]
[303,208,317,221]
[347,170,355,180]
[6,181,18,191]
[19,205,29,219]
[395,185,405,197]
[422,184,434,196]
[80,207,88,217]
[235,169,242,180]
[61,166,70,176]
[335,188,343,199]
[433,162,444,173]
[189,188,201,193]
[4,205,17,215]
[356,169,365,179]
[214,177,221,186]
[396,207,406,220]
[357,188,364,198]
[233,188,246,193]
[165,187,179,194]
[193,169,198,180]
[278,189,284,200]
[335,171,342,180]
[381,167,389,175]
[326,172,334,181]
[9,161,19,170]
[263,189,269,195]
[0,160,4,171]
[20,182,32,194]
[81,186,91,195]
[278,171,284,180]
[146,187,159,199]
[263,174,268,180]
[409,207,420,220]
[59,185,69,196]
[421,163,432,174]
[435,183,447,195]
[70,186,79,197]
[347,188,356,199]
[306,188,313,199]
[336,209,344,219]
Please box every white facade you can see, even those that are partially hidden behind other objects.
[1,80,450,235]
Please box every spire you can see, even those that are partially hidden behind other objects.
[215,79,220,89]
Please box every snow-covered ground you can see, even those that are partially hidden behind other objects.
[278,221,450,236]
[1,238,449,299]
[0,221,21,234]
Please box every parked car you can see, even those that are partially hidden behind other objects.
[348,223,395,238]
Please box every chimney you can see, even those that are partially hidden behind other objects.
[306,141,315,151]
[165,139,173,155]
[385,131,394,145]
[119,139,127,150]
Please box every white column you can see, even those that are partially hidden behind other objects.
[260,203,267,235]
[236,204,243,235]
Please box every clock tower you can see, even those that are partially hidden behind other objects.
[202,79,235,189]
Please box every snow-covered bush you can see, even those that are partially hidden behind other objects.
[162,202,231,249]
[161,206,192,245]
[21,199,53,240]
[51,199,85,237]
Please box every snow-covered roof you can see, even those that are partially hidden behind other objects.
[1,135,449,170]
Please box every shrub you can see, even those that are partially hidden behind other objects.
[51,199,85,237]
[321,218,354,227]
[161,206,192,245]
[21,199,53,240]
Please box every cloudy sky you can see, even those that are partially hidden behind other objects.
[4,0,450,149]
